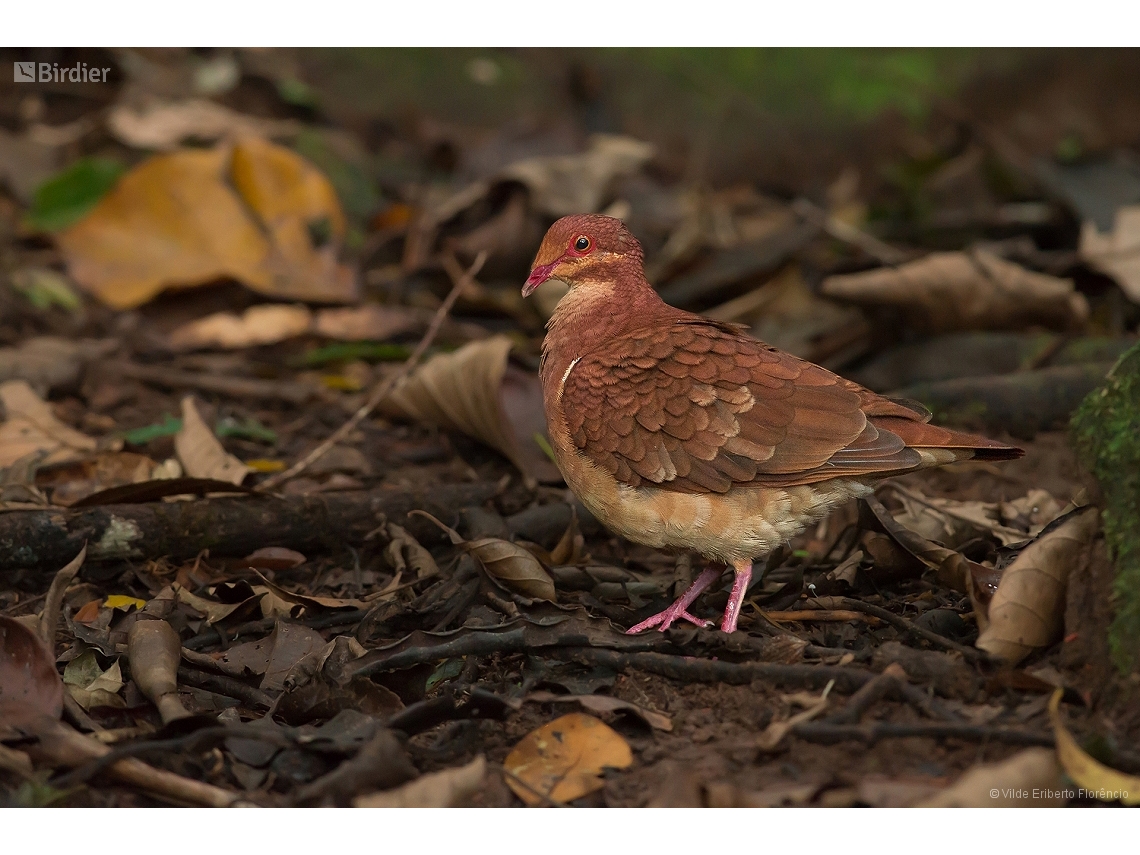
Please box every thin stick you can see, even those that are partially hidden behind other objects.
[832,597,990,663]
[791,198,909,266]
[260,250,487,490]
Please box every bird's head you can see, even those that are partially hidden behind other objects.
[521,214,644,297]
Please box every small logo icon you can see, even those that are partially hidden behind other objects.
[14,62,36,83]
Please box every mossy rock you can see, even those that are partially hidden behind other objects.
[1071,341,1140,673]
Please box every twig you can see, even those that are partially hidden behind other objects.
[260,250,487,490]
[50,724,292,791]
[791,721,1054,747]
[38,544,86,647]
[182,608,368,651]
[106,362,313,404]
[177,666,274,709]
[764,609,872,623]
[831,597,990,664]
[384,686,516,736]
[350,622,673,679]
[28,717,245,807]
[825,665,908,724]
[791,198,909,265]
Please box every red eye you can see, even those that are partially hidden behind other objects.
[572,235,591,252]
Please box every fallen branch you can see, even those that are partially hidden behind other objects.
[260,250,487,490]
[0,482,498,575]
[105,361,313,404]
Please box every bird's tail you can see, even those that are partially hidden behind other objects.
[872,416,1024,464]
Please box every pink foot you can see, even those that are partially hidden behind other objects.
[626,567,721,633]
[719,561,753,634]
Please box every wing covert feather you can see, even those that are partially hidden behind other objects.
[560,320,930,493]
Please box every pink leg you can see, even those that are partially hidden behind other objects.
[626,567,722,634]
[719,560,753,634]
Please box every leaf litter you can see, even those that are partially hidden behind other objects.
[2,47,1139,809]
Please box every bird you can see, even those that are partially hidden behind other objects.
[522,214,1023,635]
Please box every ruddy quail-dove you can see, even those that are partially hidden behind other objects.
[523,214,1022,634]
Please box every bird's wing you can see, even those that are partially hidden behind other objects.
[561,318,933,493]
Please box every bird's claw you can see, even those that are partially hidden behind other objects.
[626,606,712,634]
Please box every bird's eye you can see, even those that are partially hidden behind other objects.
[574,236,591,252]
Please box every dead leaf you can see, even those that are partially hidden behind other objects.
[744,263,866,361]
[821,248,1089,332]
[1049,689,1140,805]
[276,637,402,724]
[917,747,1064,806]
[862,495,977,593]
[0,126,60,203]
[174,397,249,486]
[231,135,355,303]
[56,140,356,309]
[524,691,672,731]
[885,485,1062,549]
[0,615,64,730]
[503,713,632,805]
[56,147,271,308]
[382,336,560,483]
[354,755,486,807]
[411,510,556,602]
[62,650,125,710]
[0,379,98,468]
[260,622,325,692]
[0,337,117,397]
[1079,205,1140,302]
[500,134,655,217]
[172,582,264,625]
[108,98,301,151]
[169,304,313,351]
[249,569,367,612]
[382,523,439,581]
[35,452,159,506]
[312,305,424,342]
[127,619,192,725]
[975,507,1099,663]
[244,547,307,571]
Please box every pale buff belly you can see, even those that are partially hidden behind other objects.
[557,441,872,565]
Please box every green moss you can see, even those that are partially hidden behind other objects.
[1071,341,1140,673]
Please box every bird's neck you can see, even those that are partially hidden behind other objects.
[540,270,672,395]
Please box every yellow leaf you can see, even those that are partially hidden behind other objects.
[503,713,632,806]
[103,595,146,611]
[56,139,356,309]
[57,148,272,309]
[245,458,286,473]
[231,136,354,303]
[1049,689,1140,805]
[321,374,363,392]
